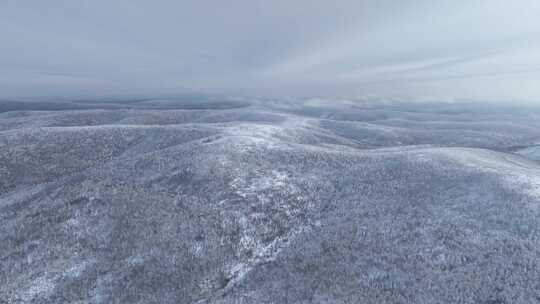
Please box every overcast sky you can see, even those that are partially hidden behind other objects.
[1,0,540,102]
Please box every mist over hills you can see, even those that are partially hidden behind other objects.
[2,98,540,303]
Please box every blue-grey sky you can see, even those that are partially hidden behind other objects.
[1,0,540,101]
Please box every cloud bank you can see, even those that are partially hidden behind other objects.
[1,0,540,102]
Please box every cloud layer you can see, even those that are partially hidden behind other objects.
[2,0,540,101]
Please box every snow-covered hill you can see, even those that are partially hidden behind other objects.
[1,100,540,303]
